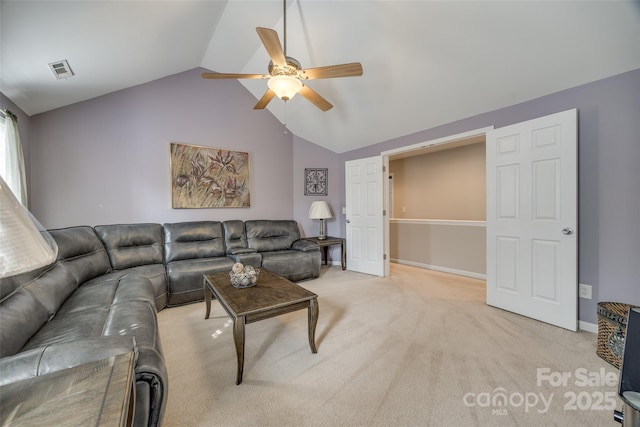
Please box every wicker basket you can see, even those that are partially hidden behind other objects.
[597,302,638,368]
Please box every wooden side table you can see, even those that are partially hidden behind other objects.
[303,236,346,270]
[0,352,136,426]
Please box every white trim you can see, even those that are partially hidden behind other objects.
[381,126,495,157]
[578,321,598,334]
[391,259,487,280]
[390,218,486,227]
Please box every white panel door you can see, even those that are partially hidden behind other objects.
[345,156,384,276]
[487,109,578,331]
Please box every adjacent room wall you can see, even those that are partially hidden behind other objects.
[339,68,640,324]
[27,68,298,229]
[390,142,486,220]
[389,142,486,277]
[390,220,486,277]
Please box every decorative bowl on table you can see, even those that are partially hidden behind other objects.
[229,263,259,288]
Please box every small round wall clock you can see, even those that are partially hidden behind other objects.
[305,168,328,196]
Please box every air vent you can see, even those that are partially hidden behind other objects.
[48,60,74,80]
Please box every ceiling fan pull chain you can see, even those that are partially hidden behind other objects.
[283,101,288,134]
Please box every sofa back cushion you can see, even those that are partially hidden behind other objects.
[49,226,112,284]
[223,220,248,252]
[94,223,163,270]
[163,221,226,263]
[0,287,49,357]
[0,226,113,357]
[245,220,301,252]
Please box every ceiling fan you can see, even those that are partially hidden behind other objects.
[201,1,363,112]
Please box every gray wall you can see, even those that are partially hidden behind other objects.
[26,68,300,228]
[293,134,342,238]
[4,67,639,324]
[340,68,640,324]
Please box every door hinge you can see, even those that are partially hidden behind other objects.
[383,165,386,172]
[383,254,387,260]
[383,209,386,216]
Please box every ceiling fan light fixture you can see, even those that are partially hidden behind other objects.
[268,75,302,101]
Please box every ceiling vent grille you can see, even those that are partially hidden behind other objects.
[48,60,74,80]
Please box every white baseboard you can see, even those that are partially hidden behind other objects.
[579,321,598,333]
[391,258,486,280]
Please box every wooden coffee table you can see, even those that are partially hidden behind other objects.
[204,268,319,384]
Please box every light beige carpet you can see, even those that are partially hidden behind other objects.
[158,264,620,426]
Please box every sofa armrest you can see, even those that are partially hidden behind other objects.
[292,239,320,252]
[227,247,258,255]
[0,336,137,386]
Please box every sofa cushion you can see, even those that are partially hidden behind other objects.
[49,226,112,284]
[55,274,155,316]
[104,300,160,351]
[245,220,301,252]
[94,223,164,270]
[261,250,321,282]
[110,265,168,310]
[0,288,49,357]
[163,221,226,263]
[223,220,249,252]
[21,307,111,351]
[165,257,234,306]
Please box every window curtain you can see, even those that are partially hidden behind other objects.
[1,111,28,207]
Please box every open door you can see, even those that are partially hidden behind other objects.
[486,109,578,331]
[345,156,384,276]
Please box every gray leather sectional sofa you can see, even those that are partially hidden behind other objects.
[0,219,320,426]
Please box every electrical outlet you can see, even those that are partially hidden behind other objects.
[579,283,592,300]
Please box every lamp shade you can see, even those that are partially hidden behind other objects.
[0,176,57,278]
[268,75,303,101]
[308,201,332,219]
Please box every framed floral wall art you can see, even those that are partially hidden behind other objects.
[170,142,251,208]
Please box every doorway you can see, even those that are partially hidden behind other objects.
[375,109,579,331]
[387,136,487,280]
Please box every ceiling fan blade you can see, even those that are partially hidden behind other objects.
[254,89,276,110]
[298,85,333,111]
[256,27,287,68]
[300,62,363,80]
[201,73,267,79]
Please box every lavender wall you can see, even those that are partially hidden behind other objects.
[338,68,640,324]
[28,68,296,229]
[292,135,342,240]
[7,67,639,324]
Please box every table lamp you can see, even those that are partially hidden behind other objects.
[0,176,57,278]
[308,201,332,240]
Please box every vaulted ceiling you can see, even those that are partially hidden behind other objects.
[2,1,639,153]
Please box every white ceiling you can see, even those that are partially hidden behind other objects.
[2,1,640,153]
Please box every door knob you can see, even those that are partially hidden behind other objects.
[562,227,574,235]
[346,219,351,223]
